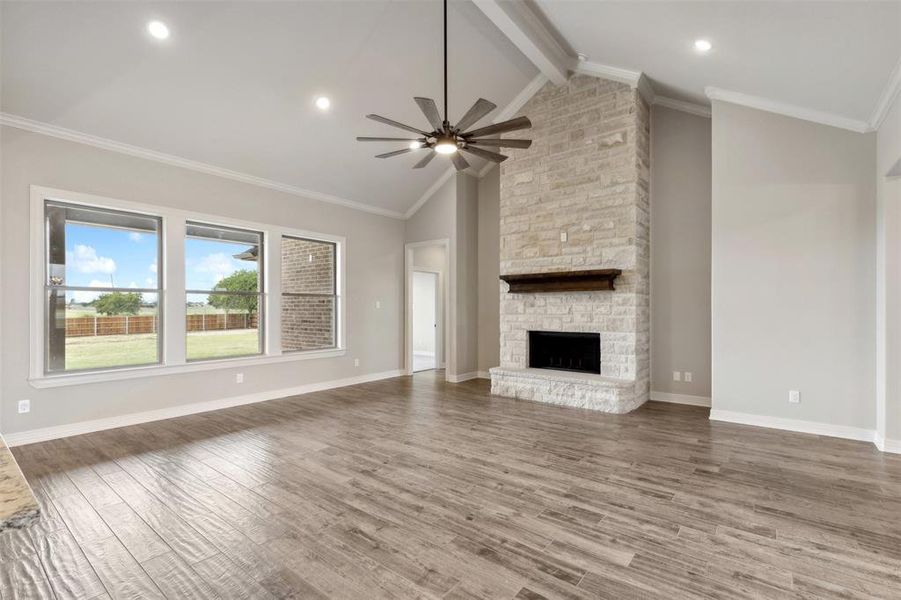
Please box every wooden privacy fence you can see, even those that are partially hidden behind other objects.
[65,314,258,337]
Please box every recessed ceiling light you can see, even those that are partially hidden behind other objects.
[147,21,170,40]
[315,96,331,110]
[694,39,712,52]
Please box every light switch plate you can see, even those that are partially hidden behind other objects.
[673,371,681,382]
[18,400,30,414]
[684,372,693,382]
[789,390,800,404]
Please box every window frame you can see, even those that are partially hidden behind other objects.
[280,235,339,353]
[41,198,165,377]
[184,220,265,362]
[29,186,347,388]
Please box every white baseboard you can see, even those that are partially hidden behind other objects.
[447,371,480,383]
[4,369,404,447]
[874,432,901,454]
[649,391,711,407]
[477,370,491,380]
[709,409,876,444]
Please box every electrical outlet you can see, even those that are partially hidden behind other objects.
[18,400,30,414]
[684,372,693,383]
[673,371,681,382]
[354,358,360,367]
[236,373,244,384]
[560,231,568,242]
[789,390,800,404]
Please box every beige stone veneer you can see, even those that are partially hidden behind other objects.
[491,75,650,412]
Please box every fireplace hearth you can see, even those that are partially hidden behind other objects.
[529,331,601,375]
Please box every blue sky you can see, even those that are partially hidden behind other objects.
[65,224,257,303]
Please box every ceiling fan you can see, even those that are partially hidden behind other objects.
[356,0,532,172]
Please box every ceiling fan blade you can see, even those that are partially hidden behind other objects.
[414,97,444,132]
[467,138,532,149]
[463,116,531,139]
[450,153,470,172]
[461,146,508,163]
[413,151,437,169]
[376,148,416,159]
[357,136,422,142]
[453,98,497,133]
[366,114,430,136]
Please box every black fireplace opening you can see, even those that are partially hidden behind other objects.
[528,331,601,374]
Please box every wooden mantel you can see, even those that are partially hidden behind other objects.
[500,269,622,293]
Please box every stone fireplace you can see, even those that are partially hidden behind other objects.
[489,75,650,414]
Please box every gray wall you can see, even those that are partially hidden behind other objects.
[456,173,480,376]
[0,126,405,434]
[404,172,482,378]
[650,105,712,398]
[711,102,877,429]
[876,90,901,442]
[477,166,500,373]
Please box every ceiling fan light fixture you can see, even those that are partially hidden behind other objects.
[434,138,458,154]
[356,0,530,170]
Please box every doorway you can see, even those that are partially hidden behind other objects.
[412,271,439,372]
[404,239,451,378]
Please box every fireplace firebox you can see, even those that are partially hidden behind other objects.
[528,331,601,375]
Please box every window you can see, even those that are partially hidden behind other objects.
[44,200,162,373]
[34,187,345,384]
[281,236,337,351]
[185,222,263,361]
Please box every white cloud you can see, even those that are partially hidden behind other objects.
[145,277,154,287]
[195,252,238,284]
[70,280,108,304]
[128,281,138,288]
[129,232,143,242]
[67,245,116,274]
[149,262,157,274]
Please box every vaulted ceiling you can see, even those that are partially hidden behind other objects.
[0,1,537,217]
[2,1,899,218]
[534,0,900,125]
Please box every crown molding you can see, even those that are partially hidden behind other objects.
[574,61,655,105]
[653,96,711,119]
[0,112,406,219]
[870,55,901,131]
[574,60,641,87]
[705,87,871,133]
[404,167,456,219]
[494,73,548,123]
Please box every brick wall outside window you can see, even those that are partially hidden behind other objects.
[281,237,336,350]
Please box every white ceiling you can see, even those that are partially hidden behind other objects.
[3,2,899,217]
[0,1,537,216]
[535,0,901,124]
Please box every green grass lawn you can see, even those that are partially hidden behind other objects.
[65,330,260,370]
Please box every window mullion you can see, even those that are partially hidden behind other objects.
[164,217,187,365]
[266,233,282,356]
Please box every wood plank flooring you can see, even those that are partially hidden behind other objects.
[3,371,901,599]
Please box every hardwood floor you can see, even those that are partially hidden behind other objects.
[3,371,901,599]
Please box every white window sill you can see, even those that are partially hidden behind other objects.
[28,348,346,388]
